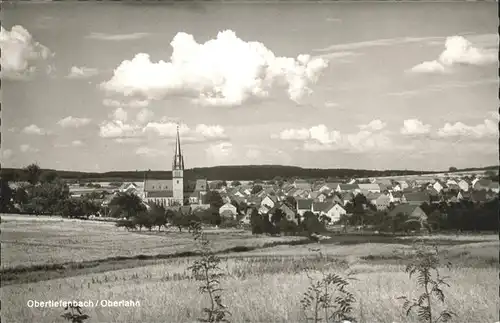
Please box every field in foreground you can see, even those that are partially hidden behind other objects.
[0,214,306,270]
[1,214,498,323]
[2,242,499,323]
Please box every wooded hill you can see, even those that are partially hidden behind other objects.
[1,164,497,182]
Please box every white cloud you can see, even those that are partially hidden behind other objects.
[57,116,91,128]
[111,108,128,123]
[400,119,431,135]
[115,138,143,144]
[0,25,53,79]
[359,119,386,131]
[102,99,150,108]
[135,147,167,157]
[276,128,310,141]
[20,144,39,153]
[66,66,99,79]
[55,140,85,148]
[205,142,233,163]
[2,149,13,159]
[194,124,228,140]
[99,120,140,139]
[142,122,190,138]
[22,124,46,135]
[411,35,497,73]
[136,108,154,124]
[100,118,228,144]
[277,124,392,153]
[411,60,446,73]
[315,36,443,52]
[437,119,497,139]
[86,32,150,41]
[101,30,328,106]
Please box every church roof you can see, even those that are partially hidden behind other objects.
[147,191,174,198]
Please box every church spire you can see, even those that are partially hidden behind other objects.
[173,124,184,170]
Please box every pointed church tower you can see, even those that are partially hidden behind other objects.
[172,125,184,205]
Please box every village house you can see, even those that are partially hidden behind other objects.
[470,191,488,204]
[402,192,430,206]
[397,181,410,190]
[388,204,428,223]
[219,202,237,219]
[371,194,391,210]
[320,182,341,192]
[312,202,346,223]
[296,198,313,216]
[294,179,312,190]
[357,183,381,193]
[261,194,278,209]
[388,191,403,204]
[336,184,359,193]
[280,203,298,224]
[340,192,354,206]
[431,180,445,193]
[457,180,470,192]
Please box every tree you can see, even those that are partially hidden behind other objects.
[338,213,350,233]
[13,187,28,205]
[218,180,228,188]
[109,193,146,219]
[301,211,326,236]
[60,199,85,218]
[205,190,224,209]
[0,178,13,212]
[132,211,153,231]
[24,163,42,186]
[231,180,241,187]
[40,171,59,184]
[171,211,191,232]
[149,204,167,231]
[270,208,285,226]
[277,218,299,235]
[448,167,458,172]
[249,208,264,234]
[284,196,297,210]
[30,179,71,215]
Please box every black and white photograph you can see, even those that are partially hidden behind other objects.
[0,0,498,322]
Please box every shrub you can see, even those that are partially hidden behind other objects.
[188,222,231,322]
[300,251,357,323]
[61,304,89,323]
[398,241,455,323]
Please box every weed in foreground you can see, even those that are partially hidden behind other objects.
[61,304,89,323]
[300,248,357,323]
[188,222,231,323]
[398,241,455,323]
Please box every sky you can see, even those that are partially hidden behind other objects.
[1,1,498,172]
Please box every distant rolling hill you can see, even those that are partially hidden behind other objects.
[1,164,497,182]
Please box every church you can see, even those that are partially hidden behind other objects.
[142,126,208,207]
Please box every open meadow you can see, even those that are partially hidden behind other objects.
[1,215,498,323]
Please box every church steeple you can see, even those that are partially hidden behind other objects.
[172,124,184,205]
[173,125,184,170]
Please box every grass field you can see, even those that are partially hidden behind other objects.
[1,214,498,323]
[0,214,306,270]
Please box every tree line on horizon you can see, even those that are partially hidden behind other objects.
[1,164,497,182]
